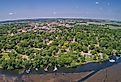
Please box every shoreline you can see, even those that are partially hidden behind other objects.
[0,57,120,82]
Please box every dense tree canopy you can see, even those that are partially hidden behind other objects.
[0,22,121,70]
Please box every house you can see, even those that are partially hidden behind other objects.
[21,55,29,60]
[98,53,103,59]
[47,40,53,45]
[80,51,92,58]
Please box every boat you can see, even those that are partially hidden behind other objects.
[53,66,58,71]
[44,67,48,72]
[35,68,38,71]
[109,59,116,63]
[26,69,31,74]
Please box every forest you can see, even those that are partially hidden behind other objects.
[0,22,121,70]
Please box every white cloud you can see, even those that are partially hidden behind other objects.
[9,12,14,15]
[95,2,99,5]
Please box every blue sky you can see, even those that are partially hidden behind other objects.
[0,0,121,21]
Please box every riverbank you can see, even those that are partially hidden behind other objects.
[0,62,121,82]
[0,57,121,82]
[0,72,93,82]
[84,62,121,82]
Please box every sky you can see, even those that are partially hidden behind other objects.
[0,0,121,21]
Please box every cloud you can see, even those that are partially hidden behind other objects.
[95,2,99,5]
[9,12,14,15]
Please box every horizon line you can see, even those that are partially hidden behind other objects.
[0,17,120,22]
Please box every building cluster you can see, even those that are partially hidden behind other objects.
[9,19,108,36]
[16,20,76,34]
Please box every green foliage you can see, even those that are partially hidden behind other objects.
[0,23,121,70]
